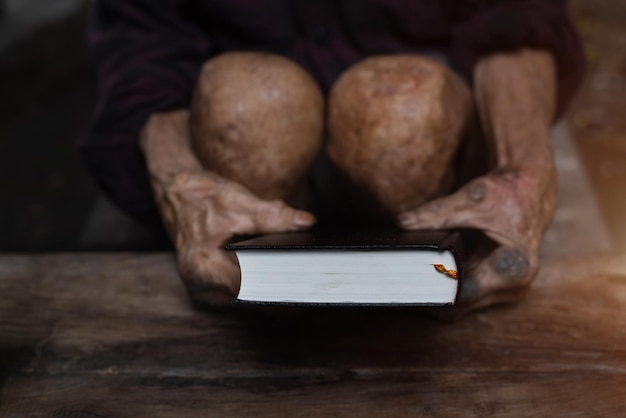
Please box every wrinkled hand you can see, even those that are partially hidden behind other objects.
[397,163,557,313]
[157,170,315,307]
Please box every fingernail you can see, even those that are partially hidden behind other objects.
[397,213,416,227]
[293,212,315,227]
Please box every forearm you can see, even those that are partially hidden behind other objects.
[474,48,557,167]
[139,109,213,242]
[139,109,204,185]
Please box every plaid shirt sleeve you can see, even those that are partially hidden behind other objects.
[79,0,212,223]
[449,0,585,118]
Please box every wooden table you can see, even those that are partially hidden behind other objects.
[1,123,622,416]
[1,252,625,417]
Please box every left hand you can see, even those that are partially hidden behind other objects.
[397,161,557,313]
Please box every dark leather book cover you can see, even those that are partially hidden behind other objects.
[226,229,458,251]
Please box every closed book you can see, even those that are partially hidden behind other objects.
[226,229,465,306]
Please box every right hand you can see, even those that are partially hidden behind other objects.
[140,110,315,307]
[157,169,315,307]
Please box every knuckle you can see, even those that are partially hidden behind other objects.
[256,199,277,214]
[429,199,444,211]
[269,199,288,214]
[465,179,487,203]
[263,200,290,220]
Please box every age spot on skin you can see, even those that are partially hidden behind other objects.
[467,182,486,202]
[490,247,529,281]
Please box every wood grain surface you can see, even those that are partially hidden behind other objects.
[1,252,625,417]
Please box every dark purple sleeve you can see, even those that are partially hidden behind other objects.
[449,0,585,118]
[79,0,212,223]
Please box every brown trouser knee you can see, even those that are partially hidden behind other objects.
[190,52,324,202]
[327,54,473,214]
[190,52,473,219]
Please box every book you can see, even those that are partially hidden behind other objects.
[226,229,465,306]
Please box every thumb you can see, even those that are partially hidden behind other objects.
[233,199,316,235]
[396,180,487,230]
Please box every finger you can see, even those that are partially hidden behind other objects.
[232,200,316,235]
[396,180,489,231]
[254,200,316,233]
[456,246,534,306]
[177,245,241,298]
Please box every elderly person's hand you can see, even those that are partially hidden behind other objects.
[398,161,556,311]
[399,48,558,313]
[140,110,315,307]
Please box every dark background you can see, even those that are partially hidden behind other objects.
[0,0,624,252]
[0,0,165,251]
